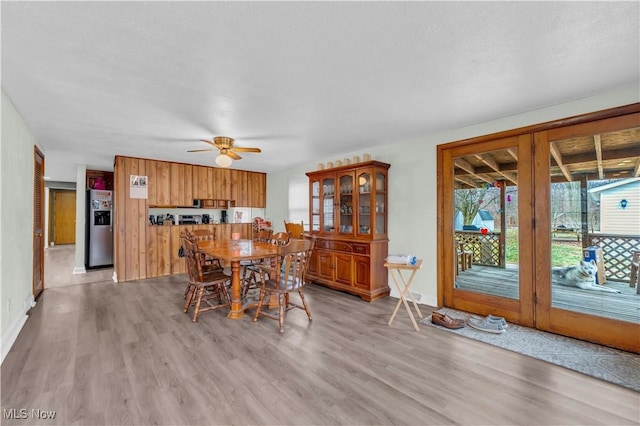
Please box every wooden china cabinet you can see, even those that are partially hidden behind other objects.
[305,160,390,301]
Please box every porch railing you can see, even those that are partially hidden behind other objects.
[455,231,502,268]
[455,231,640,283]
[588,233,640,282]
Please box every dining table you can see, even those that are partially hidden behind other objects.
[198,239,279,319]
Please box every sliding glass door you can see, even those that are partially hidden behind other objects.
[438,107,640,352]
[533,113,640,352]
[439,135,535,326]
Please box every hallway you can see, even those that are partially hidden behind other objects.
[44,245,113,289]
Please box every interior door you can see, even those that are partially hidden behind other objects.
[533,113,640,352]
[440,134,535,326]
[53,190,76,245]
[33,147,45,299]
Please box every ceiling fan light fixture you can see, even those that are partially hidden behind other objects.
[215,153,233,168]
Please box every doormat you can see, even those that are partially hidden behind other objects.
[419,308,640,392]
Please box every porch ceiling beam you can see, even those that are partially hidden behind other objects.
[594,134,604,179]
[561,147,640,165]
[454,175,478,188]
[502,172,518,185]
[549,142,573,182]
[454,159,494,185]
[474,153,519,185]
[454,158,476,174]
[475,162,517,173]
[550,169,635,183]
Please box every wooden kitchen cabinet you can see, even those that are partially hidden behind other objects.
[114,155,265,282]
[212,168,231,200]
[170,163,194,206]
[306,161,390,301]
[156,161,171,206]
[193,165,213,200]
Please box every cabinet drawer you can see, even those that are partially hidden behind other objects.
[316,239,352,253]
[352,244,369,255]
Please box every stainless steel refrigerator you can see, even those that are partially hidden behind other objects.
[86,189,114,268]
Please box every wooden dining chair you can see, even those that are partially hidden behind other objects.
[182,233,231,322]
[181,231,223,298]
[284,220,304,239]
[190,228,223,268]
[271,231,291,246]
[241,229,274,297]
[252,237,316,333]
[241,230,292,298]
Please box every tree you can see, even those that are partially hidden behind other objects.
[455,187,500,225]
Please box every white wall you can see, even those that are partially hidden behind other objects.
[266,84,640,307]
[1,90,41,362]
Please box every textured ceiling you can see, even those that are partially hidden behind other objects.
[2,1,639,180]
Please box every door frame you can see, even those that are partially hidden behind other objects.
[33,146,45,299]
[50,189,77,245]
[533,113,640,352]
[439,134,535,327]
[437,103,640,352]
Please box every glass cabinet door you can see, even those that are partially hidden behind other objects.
[374,171,386,235]
[322,177,335,233]
[311,179,321,232]
[357,172,371,235]
[338,173,355,235]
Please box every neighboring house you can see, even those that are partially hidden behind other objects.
[588,178,640,235]
[454,209,495,231]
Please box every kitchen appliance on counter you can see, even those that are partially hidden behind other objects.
[178,215,201,225]
[202,214,210,224]
[85,189,114,268]
[220,210,228,224]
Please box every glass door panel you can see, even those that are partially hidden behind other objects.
[311,180,320,231]
[441,133,533,326]
[357,172,371,235]
[322,177,335,232]
[548,122,640,325]
[375,172,386,235]
[338,174,354,235]
[452,147,520,300]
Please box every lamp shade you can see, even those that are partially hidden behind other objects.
[215,153,233,168]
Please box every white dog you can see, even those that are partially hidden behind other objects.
[552,259,620,293]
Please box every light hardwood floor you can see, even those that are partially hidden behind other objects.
[44,245,113,288]
[2,259,639,425]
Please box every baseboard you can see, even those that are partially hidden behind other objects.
[422,294,438,308]
[73,266,86,274]
[388,289,437,307]
[1,300,32,365]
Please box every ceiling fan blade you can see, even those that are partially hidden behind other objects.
[200,139,217,147]
[233,147,262,153]
[227,151,242,160]
[188,148,215,152]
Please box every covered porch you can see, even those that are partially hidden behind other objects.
[454,264,640,325]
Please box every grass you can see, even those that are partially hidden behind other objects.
[505,228,582,267]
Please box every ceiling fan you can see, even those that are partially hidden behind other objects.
[188,136,262,167]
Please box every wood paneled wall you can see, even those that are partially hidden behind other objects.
[114,156,264,282]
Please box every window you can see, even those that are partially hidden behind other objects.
[288,177,309,230]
